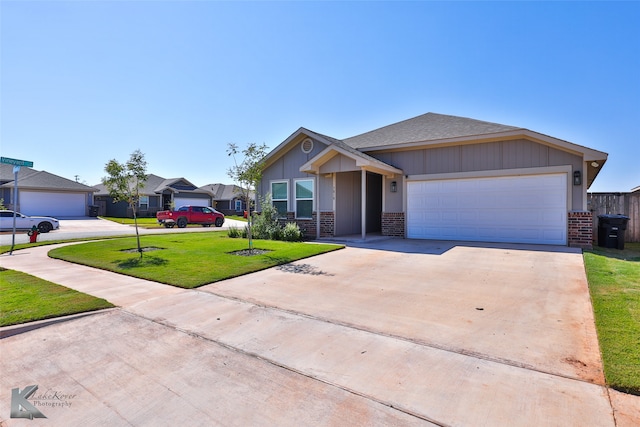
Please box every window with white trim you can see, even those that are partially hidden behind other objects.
[139,196,149,210]
[235,199,242,211]
[295,179,314,219]
[271,180,288,217]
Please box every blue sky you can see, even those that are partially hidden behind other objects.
[2,1,638,192]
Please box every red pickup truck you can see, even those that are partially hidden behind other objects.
[156,206,225,228]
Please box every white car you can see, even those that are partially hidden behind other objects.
[0,210,59,233]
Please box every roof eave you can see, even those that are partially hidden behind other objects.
[300,145,402,178]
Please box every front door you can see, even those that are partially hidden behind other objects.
[335,172,362,236]
[366,172,382,233]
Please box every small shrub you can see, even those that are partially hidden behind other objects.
[252,194,282,240]
[240,194,305,242]
[227,226,243,238]
[281,222,303,242]
[227,225,249,239]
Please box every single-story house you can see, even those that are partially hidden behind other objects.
[259,112,608,247]
[93,174,214,217]
[0,164,97,217]
[199,183,252,216]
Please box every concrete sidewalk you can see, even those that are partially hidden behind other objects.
[1,242,639,426]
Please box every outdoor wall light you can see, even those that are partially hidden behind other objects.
[573,171,582,186]
[591,161,600,168]
[390,181,398,192]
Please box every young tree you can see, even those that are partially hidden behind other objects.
[102,149,148,257]
[227,142,268,251]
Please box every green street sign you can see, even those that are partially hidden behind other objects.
[1,157,34,167]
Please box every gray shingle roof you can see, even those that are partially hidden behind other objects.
[93,173,167,196]
[94,174,212,196]
[327,138,404,172]
[0,164,96,191]
[342,112,520,149]
[200,183,248,201]
[0,164,40,183]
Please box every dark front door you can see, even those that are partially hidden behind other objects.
[335,171,362,236]
[163,194,172,210]
[366,172,382,233]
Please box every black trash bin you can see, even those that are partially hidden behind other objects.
[88,205,99,217]
[598,214,630,250]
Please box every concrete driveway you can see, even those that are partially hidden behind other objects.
[1,239,637,426]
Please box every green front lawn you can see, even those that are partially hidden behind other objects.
[225,215,248,222]
[0,268,114,326]
[101,216,159,226]
[584,242,640,395]
[49,233,343,289]
[101,215,248,227]
[101,216,167,228]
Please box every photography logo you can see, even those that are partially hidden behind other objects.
[11,385,47,419]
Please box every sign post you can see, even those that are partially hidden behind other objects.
[1,157,34,254]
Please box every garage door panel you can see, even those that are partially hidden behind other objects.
[407,174,567,245]
[174,198,210,208]
[544,229,566,241]
[20,192,87,217]
[458,211,477,222]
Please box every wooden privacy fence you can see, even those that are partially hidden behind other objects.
[587,192,640,243]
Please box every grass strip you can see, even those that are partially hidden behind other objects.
[49,233,343,289]
[584,242,640,395]
[0,268,114,327]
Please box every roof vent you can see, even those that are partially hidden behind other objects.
[301,138,314,154]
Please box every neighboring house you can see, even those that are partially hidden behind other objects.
[199,183,253,216]
[588,185,640,243]
[0,164,97,217]
[93,174,213,217]
[259,112,608,247]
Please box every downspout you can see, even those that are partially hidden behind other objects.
[361,169,367,240]
[582,162,588,211]
[316,172,320,239]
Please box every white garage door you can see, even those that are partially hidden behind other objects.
[407,173,567,245]
[20,191,87,217]
[173,198,210,208]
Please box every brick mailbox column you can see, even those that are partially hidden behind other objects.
[568,211,593,249]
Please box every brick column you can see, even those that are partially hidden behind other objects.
[568,211,593,249]
[382,212,405,237]
[319,211,335,238]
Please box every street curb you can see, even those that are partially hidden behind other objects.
[0,308,118,339]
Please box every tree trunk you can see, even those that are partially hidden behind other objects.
[247,201,253,251]
[132,205,142,258]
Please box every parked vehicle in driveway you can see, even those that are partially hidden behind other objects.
[156,206,225,228]
[0,210,60,233]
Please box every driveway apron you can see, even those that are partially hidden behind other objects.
[0,240,627,426]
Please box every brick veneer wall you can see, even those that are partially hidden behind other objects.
[279,211,335,240]
[382,212,405,237]
[568,211,593,249]
[318,211,335,238]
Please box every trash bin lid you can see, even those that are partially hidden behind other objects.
[598,214,630,220]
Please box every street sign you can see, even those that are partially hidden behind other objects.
[2,157,33,254]
[1,157,34,167]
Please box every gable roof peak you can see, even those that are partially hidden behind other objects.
[343,112,520,149]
